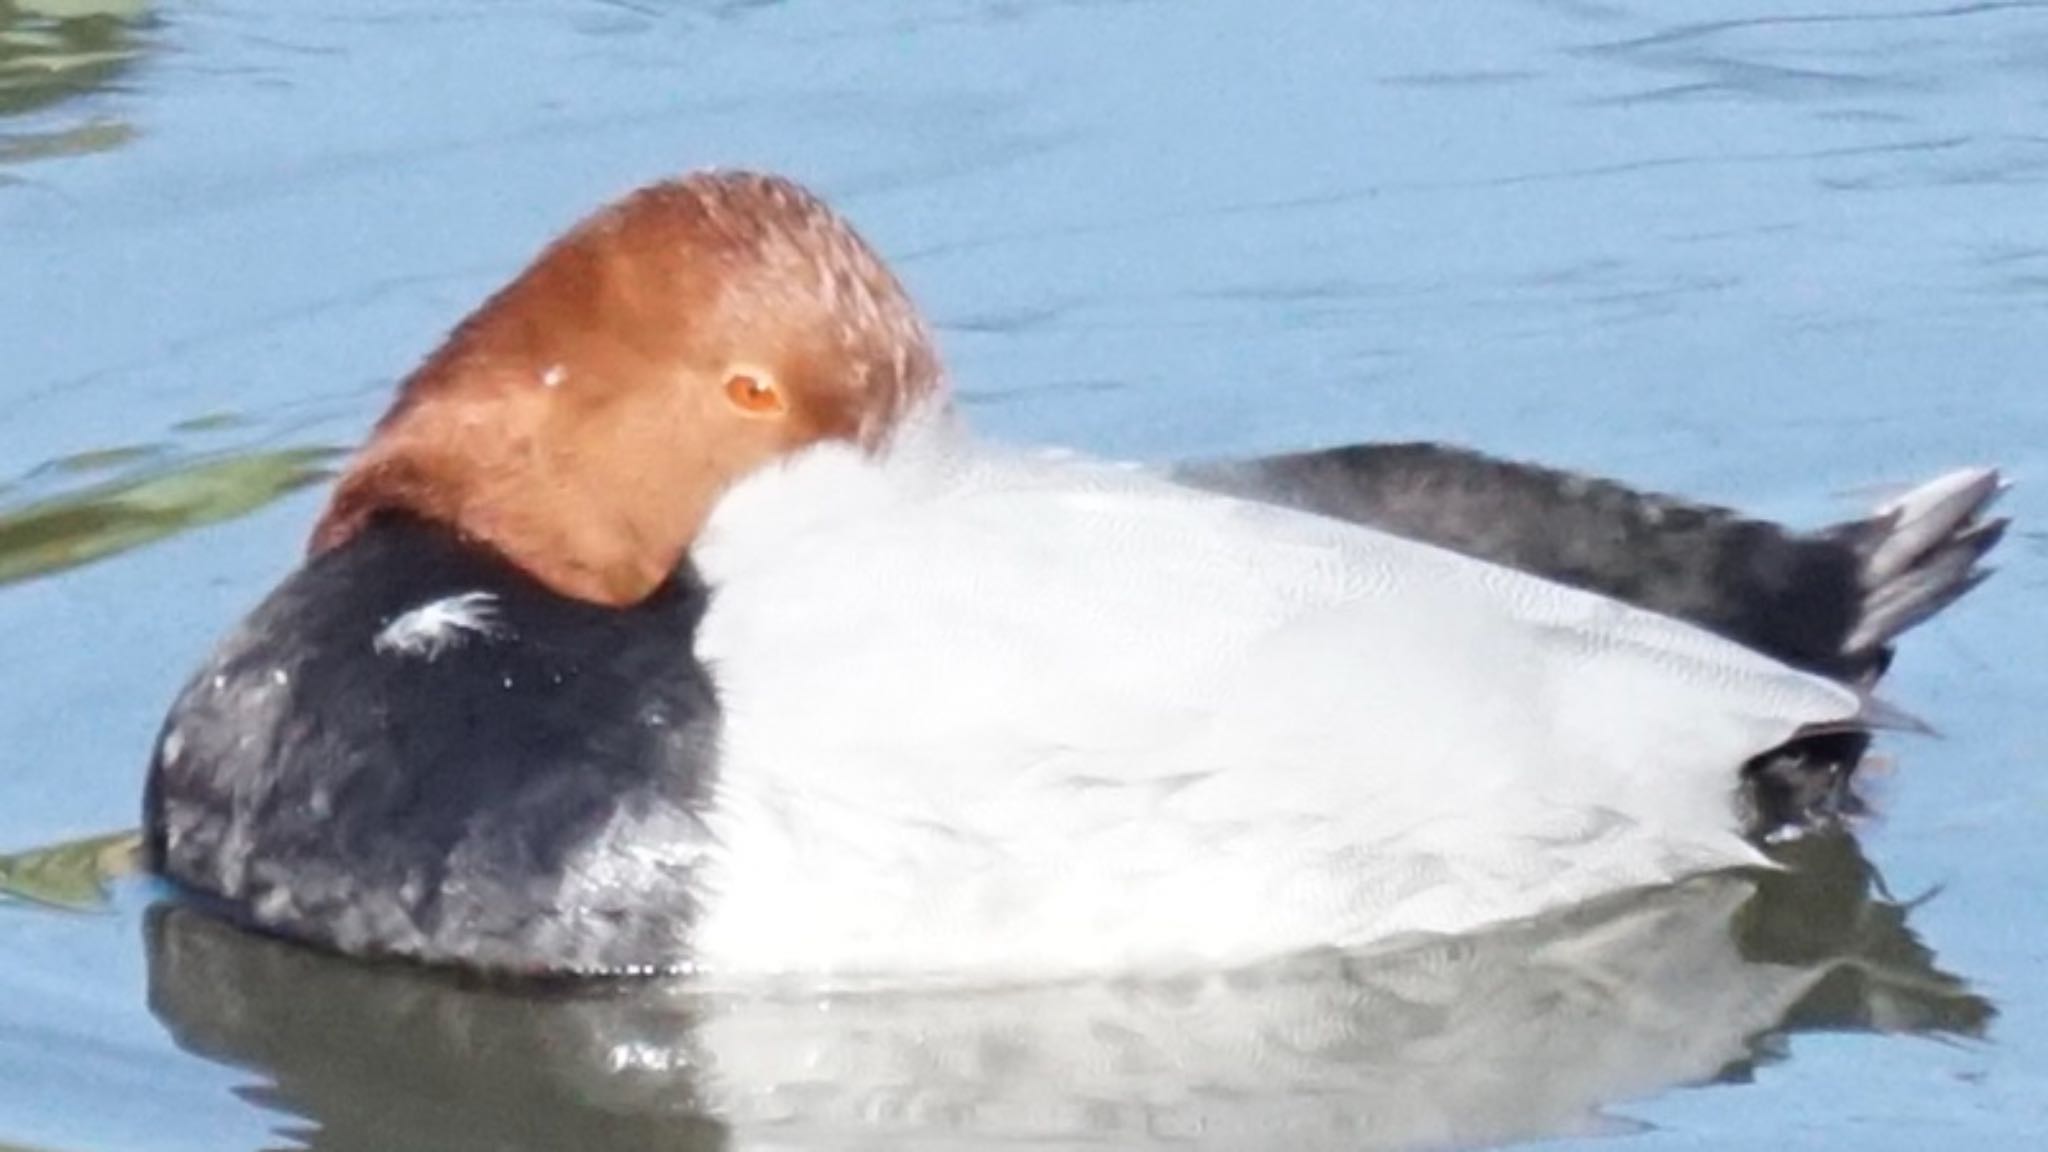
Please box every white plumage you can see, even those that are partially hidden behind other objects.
[687,412,1858,980]
[372,591,506,660]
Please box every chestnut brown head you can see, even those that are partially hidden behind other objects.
[310,171,944,605]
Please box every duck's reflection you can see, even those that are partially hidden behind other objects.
[146,832,1988,1152]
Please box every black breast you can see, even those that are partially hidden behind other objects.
[143,514,720,975]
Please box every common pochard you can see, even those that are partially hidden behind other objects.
[144,171,2006,980]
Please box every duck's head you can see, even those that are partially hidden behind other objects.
[310,171,944,606]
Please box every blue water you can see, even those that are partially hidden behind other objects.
[2,1,2045,1148]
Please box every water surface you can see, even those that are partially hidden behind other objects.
[2,1,2044,1149]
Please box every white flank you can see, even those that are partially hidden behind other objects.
[373,592,507,660]
[684,411,1859,982]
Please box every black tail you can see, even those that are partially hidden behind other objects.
[1822,468,2007,685]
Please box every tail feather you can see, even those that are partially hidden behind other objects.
[1860,468,2004,587]
[1746,468,2004,834]
[1834,469,2008,673]
[1797,691,1935,741]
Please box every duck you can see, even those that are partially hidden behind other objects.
[143,171,2007,981]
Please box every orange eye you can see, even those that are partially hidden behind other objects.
[724,371,786,416]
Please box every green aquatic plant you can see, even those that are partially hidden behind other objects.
[0,447,340,586]
[0,828,139,909]
[169,411,249,434]
[28,441,169,476]
[1,0,149,119]
[1,0,151,178]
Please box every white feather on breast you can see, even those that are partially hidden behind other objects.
[685,418,1858,980]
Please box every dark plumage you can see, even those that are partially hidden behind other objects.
[145,514,718,974]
